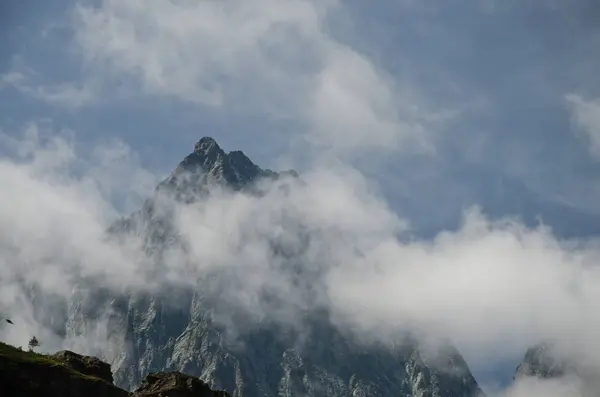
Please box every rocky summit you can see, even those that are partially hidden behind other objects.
[0,341,229,397]
[60,138,485,397]
[155,137,284,197]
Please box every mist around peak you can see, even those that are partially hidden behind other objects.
[1,127,600,395]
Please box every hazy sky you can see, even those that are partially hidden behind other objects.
[3,1,600,395]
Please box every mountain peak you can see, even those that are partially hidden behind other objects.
[194,137,221,155]
[156,137,272,196]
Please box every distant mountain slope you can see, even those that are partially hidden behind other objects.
[66,138,484,397]
[512,343,600,396]
[514,343,576,380]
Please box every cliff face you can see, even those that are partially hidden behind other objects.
[87,299,483,397]
[62,137,484,397]
[0,341,229,397]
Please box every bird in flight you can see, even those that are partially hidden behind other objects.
[5,319,14,325]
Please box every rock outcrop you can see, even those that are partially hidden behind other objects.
[0,341,128,397]
[52,350,116,384]
[134,372,230,397]
[0,341,229,397]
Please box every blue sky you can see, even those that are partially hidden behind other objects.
[3,0,600,392]
[4,0,600,232]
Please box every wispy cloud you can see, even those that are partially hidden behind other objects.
[566,93,600,160]
[72,0,445,155]
[1,67,96,108]
[502,375,585,397]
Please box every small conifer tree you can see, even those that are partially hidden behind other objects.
[27,336,40,352]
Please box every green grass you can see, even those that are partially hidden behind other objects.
[0,341,110,383]
[0,341,62,365]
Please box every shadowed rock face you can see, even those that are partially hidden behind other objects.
[52,350,115,384]
[133,372,230,397]
[1,342,230,397]
[66,138,485,397]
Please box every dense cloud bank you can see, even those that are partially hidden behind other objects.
[1,128,600,396]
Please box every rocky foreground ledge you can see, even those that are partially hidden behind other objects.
[0,341,230,397]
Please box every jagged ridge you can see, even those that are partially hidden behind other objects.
[157,137,295,196]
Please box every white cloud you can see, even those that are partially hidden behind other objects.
[0,125,154,330]
[308,44,431,153]
[566,94,600,160]
[1,68,96,108]
[327,209,600,364]
[502,375,585,397]
[75,0,328,104]
[72,0,438,155]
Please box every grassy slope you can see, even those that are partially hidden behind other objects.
[0,341,111,383]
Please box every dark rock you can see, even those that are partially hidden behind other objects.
[1,342,230,397]
[158,136,292,196]
[0,342,127,397]
[133,372,230,397]
[52,350,115,384]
